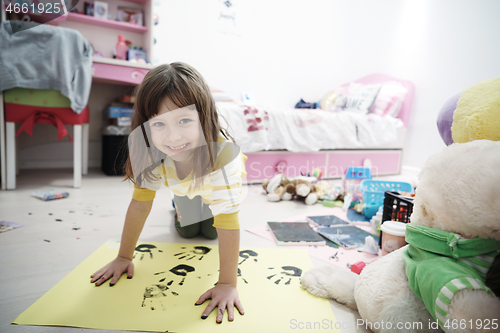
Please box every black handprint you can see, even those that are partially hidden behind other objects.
[267,266,302,285]
[174,246,212,261]
[239,250,258,265]
[141,284,177,311]
[142,264,196,311]
[133,244,163,260]
[154,264,195,286]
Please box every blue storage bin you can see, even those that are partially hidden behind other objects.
[361,180,414,219]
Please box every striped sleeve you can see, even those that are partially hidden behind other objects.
[208,148,246,230]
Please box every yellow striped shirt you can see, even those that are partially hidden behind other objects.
[133,140,247,230]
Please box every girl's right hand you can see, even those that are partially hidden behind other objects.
[90,256,134,286]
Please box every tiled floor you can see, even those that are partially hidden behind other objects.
[0,168,416,333]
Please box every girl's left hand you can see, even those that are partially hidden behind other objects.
[195,283,244,323]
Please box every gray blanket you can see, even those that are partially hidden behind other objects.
[0,21,92,114]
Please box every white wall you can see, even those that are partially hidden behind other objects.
[153,0,500,169]
[16,0,500,170]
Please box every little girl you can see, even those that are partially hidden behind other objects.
[90,62,247,324]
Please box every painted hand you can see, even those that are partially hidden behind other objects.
[90,256,134,286]
[195,283,244,323]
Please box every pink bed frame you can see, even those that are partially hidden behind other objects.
[244,74,415,182]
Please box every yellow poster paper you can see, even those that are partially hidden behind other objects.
[13,241,339,332]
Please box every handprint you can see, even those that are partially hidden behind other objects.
[142,264,196,311]
[267,266,302,285]
[174,246,211,261]
[154,264,195,286]
[133,244,163,260]
[239,250,258,265]
[237,268,248,284]
[141,284,177,311]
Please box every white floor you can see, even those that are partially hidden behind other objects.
[0,168,416,333]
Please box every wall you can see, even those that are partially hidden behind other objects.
[17,0,500,170]
[153,0,500,169]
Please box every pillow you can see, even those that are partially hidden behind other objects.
[210,87,235,102]
[369,81,408,117]
[343,83,381,114]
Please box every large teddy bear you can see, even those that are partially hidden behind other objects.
[301,140,500,332]
[302,77,500,333]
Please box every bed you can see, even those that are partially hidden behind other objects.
[215,74,414,182]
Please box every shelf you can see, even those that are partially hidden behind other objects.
[65,13,148,33]
[93,57,155,70]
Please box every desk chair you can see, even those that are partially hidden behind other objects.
[3,88,89,189]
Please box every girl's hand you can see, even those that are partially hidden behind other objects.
[195,283,244,323]
[90,256,134,286]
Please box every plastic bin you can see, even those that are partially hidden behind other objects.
[379,191,414,248]
[102,135,129,176]
[361,180,414,218]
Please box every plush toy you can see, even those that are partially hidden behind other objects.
[262,175,319,204]
[302,78,500,332]
[437,77,500,145]
[262,174,292,202]
[301,140,500,332]
[284,178,318,205]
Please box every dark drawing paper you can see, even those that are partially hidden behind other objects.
[317,225,379,249]
[306,215,351,227]
[267,222,326,246]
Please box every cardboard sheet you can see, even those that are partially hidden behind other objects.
[13,241,338,332]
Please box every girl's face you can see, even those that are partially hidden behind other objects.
[149,97,204,163]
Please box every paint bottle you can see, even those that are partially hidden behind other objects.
[115,35,128,60]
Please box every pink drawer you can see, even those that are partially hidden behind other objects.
[244,150,402,182]
[326,150,401,178]
[92,62,150,85]
[245,152,327,181]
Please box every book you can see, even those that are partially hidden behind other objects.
[0,221,23,233]
[306,215,351,227]
[267,222,326,246]
[317,225,379,249]
[31,189,69,201]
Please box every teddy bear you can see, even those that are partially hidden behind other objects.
[262,174,293,202]
[262,174,318,204]
[301,77,500,333]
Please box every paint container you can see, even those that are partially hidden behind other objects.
[380,221,407,256]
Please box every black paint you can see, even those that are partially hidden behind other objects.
[133,244,163,260]
[174,246,211,261]
[239,250,258,265]
[267,266,302,285]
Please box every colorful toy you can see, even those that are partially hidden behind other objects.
[437,76,500,145]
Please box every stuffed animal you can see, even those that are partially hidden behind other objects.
[262,174,293,202]
[262,175,318,204]
[301,140,500,332]
[301,77,500,332]
[284,178,318,205]
[437,77,500,145]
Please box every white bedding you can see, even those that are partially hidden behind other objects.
[216,102,405,153]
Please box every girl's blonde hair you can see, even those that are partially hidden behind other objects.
[124,62,233,187]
